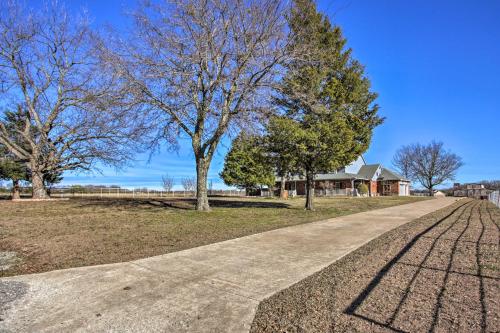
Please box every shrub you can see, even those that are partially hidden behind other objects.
[357,183,369,195]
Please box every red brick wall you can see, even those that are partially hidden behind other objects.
[378,180,400,196]
[391,181,400,195]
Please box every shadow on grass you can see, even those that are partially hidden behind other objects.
[344,200,495,333]
[73,197,291,211]
[0,194,32,200]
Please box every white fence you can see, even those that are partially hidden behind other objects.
[49,187,246,199]
[488,190,500,208]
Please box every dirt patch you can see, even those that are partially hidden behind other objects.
[0,196,427,277]
[250,199,499,333]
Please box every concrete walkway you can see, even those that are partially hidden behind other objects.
[0,197,458,333]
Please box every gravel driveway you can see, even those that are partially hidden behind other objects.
[251,199,499,333]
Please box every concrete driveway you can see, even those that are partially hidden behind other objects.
[0,197,458,332]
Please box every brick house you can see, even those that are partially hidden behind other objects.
[275,156,411,197]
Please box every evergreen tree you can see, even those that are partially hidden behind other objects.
[220,134,275,193]
[271,0,383,210]
[43,169,63,195]
[0,110,30,199]
[0,145,28,200]
[265,117,299,198]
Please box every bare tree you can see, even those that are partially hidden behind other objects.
[104,0,289,210]
[0,2,145,198]
[479,180,500,190]
[208,179,214,196]
[161,174,174,192]
[393,141,463,194]
[181,177,196,192]
[392,145,414,180]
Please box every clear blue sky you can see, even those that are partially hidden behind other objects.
[51,0,499,189]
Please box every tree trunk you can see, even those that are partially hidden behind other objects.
[195,158,210,211]
[12,179,21,200]
[428,185,433,197]
[305,171,315,211]
[280,176,286,199]
[31,170,49,199]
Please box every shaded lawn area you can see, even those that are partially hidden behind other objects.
[0,195,427,277]
[251,199,499,333]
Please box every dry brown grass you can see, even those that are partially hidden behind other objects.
[0,195,426,277]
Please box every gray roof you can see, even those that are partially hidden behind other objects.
[281,164,408,182]
[357,164,381,180]
[286,172,358,181]
[379,168,408,181]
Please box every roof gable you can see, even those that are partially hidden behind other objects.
[357,164,381,180]
[379,167,408,181]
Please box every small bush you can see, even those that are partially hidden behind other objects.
[357,183,368,195]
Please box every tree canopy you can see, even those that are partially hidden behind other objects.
[0,144,28,200]
[268,0,383,210]
[104,0,290,210]
[0,110,30,199]
[0,2,145,199]
[220,134,275,190]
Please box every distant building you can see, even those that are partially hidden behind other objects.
[453,183,490,199]
[276,156,411,197]
[433,190,446,197]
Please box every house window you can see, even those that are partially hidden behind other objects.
[383,181,392,194]
[334,182,341,190]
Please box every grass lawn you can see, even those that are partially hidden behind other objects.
[0,195,427,277]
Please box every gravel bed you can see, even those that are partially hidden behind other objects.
[250,199,499,333]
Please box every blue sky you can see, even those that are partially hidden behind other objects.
[41,0,500,189]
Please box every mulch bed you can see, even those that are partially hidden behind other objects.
[250,199,499,333]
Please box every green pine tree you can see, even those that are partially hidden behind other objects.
[0,109,30,199]
[270,0,383,210]
[0,145,28,200]
[220,134,275,194]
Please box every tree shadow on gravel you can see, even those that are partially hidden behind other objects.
[345,200,498,333]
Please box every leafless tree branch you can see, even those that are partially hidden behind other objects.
[102,0,291,210]
[0,1,148,198]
